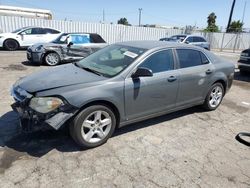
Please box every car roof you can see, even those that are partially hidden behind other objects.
[186,35,206,38]
[20,26,61,31]
[116,40,203,50]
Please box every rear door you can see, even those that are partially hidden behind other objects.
[175,48,214,107]
[43,28,61,42]
[124,49,180,120]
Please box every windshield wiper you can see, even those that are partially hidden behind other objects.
[74,63,103,76]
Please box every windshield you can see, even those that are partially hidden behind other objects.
[51,33,68,44]
[76,44,147,77]
[11,27,28,33]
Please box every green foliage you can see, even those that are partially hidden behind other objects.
[204,12,219,32]
[117,18,130,26]
[228,20,244,32]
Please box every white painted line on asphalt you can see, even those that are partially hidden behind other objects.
[241,102,250,106]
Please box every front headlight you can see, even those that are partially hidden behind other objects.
[29,97,64,113]
[35,45,43,52]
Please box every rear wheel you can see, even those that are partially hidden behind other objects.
[44,52,60,66]
[70,105,116,148]
[3,39,19,51]
[203,83,224,111]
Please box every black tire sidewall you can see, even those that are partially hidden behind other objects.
[4,39,19,51]
[44,52,60,66]
[71,105,116,148]
[204,83,224,111]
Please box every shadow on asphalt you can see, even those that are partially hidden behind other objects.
[234,71,250,82]
[0,107,204,157]
[21,61,40,67]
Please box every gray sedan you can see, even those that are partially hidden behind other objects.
[11,41,234,148]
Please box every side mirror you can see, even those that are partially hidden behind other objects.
[132,67,153,78]
[67,41,73,47]
[185,41,189,44]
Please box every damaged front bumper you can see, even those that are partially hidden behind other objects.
[11,86,78,132]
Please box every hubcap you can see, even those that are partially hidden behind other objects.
[209,86,223,108]
[81,110,112,143]
[46,53,59,65]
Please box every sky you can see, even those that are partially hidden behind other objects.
[1,0,250,29]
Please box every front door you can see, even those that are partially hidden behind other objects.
[125,49,180,121]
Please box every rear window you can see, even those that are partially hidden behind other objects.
[44,28,60,34]
[90,34,106,43]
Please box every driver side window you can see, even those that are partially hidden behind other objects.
[139,50,174,73]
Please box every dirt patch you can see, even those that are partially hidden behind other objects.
[1,64,27,71]
[0,148,26,174]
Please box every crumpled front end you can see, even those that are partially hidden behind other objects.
[11,86,78,132]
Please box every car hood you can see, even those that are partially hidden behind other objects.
[0,32,17,38]
[16,64,106,93]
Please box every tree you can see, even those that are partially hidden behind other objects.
[228,20,243,32]
[204,12,219,32]
[117,18,130,26]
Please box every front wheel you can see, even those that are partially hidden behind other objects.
[44,52,60,66]
[70,105,116,148]
[4,39,19,51]
[203,83,224,111]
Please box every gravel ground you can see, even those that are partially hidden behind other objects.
[0,50,249,188]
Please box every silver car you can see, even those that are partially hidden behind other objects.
[27,33,107,66]
[11,41,234,148]
[161,35,210,50]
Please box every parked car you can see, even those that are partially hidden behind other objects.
[238,48,250,73]
[160,35,210,50]
[160,35,187,42]
[27,32,107,66]
[11,41,234,148]
[0,26,62,50]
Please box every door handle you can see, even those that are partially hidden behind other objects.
[206,69,213,75]
[167,76,177,82]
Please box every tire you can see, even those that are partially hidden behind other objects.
[203,83,224,111]
[44,52,60,66]
[3,39,19,51]
[70,105,116,148]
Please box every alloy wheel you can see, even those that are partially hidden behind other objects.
[45,53,59,66]
[209,86,223,108]
[81,110,112,143]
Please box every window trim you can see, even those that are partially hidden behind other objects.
[174,48,212,69]
[127,48,177,78]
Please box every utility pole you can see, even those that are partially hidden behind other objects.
[226,0,236,32]
[138,8,142,27]
[241,1,247,23]
[102,9,105,23]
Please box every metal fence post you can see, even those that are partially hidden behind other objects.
[233,33,239,53]
[220,32,225,52]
